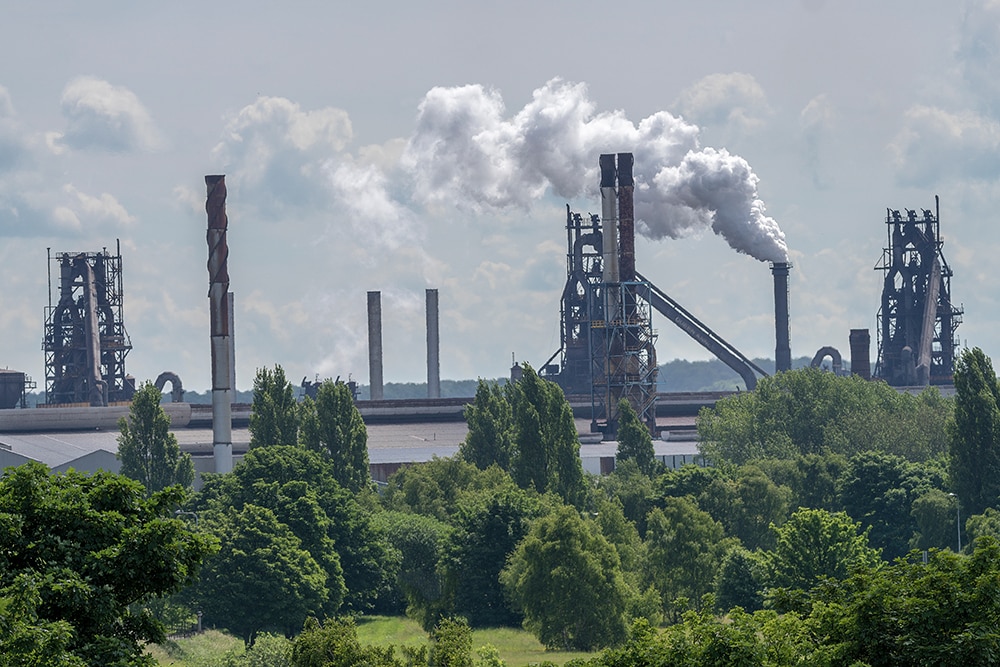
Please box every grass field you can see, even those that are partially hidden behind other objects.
[146,616,595,666]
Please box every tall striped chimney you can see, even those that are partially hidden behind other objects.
[206,175,233,473]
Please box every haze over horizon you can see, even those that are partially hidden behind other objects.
[1,2,997,393]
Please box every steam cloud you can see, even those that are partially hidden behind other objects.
[402,78,788,262]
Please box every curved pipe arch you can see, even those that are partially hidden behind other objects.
[154,371,185,403]
[810,346,843,375]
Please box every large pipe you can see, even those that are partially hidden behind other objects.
[600,154,619,284]
[426,288,440,399]
[771,262,792,373]
[206,175,233,474]
[82,260,107,406]
[367,291,383,400]
[617,153,635,282]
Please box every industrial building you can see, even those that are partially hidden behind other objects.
[0,160,966,483]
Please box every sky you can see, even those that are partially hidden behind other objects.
[0,0,998,393]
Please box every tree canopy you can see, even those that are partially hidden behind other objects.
[249,364,299,448]
[298,380,370,493]
[117,381,194,495]
[948,347,1000,516]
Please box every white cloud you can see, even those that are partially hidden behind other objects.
[957,0,1000,116]
[799,94,836,188]
[54,77,162,152]
[673,72,772,129]
[0,85,13,118]
[889,105,1000,186]
[213,96,352,211]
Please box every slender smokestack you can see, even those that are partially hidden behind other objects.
[617,153,635,282]
[600,154,619,284]
[426,289,440,399]
[206,175,233,473]
[771,262,792,373]
[367,291,383,400]
[228,292,236,396]
[849,329,871,380]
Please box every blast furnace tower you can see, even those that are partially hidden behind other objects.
[43,242,134,405]
[875,197,962,386]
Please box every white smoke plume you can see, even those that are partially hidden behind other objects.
[402,78,788,262]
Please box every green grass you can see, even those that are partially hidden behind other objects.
[145,629,244,666]
[148,616,595,667]
[356,615,595,666]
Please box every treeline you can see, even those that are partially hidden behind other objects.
[8,349,1000,666]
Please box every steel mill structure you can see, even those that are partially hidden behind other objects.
[43,242,135,406]
[544,153,773,437]
[875,197,963,386]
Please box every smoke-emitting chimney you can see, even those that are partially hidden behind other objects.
[771,262,792,373]
[426,288,440,399]
[206,175,233,474]
[367,291,383,400]
[617,153,636,282]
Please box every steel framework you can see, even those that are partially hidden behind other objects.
[43,243,133,405]
[875,197,962,386]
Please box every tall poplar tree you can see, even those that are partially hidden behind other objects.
[117,381,194,495]
[249,364,299,448]
[299,380,370,493]
[948,347,1000,515]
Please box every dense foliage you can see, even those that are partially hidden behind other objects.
[0,463,215,666]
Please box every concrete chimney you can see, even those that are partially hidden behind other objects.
[849,329,871,380]
[600,154,619,284]
[206,175,233,474]
[426,288,440,399]
[617,152,636,282]
[771,262,792,373]
[367,291,383,400]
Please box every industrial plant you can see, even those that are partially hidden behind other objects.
[0,154,967,478]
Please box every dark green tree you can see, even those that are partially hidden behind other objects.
[370,510,450,629]
[910,488,961,552]
[501,505,628,651]
[508,364,587,507]
[443,484,541,628]
[644,497,735,618]
[460,379,514,470]
[615,399,656,476]
[299,380,370,493]
[697,464,792,551]
[194,446,389,613]
[0,463,216,666]
[249,364,299,448]
[117,381,194,495]
[948,347,1000,516]
[191,504,327,646]
[595,459,657,537]
[714,547,764,613]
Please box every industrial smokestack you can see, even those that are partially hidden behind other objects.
[367,291,383,400]
[849,329,871,380]
[600,154,619,284]
[771,262,792,373]
[426,288,440,399]
[206,175,233,474]
[617,152,636,282]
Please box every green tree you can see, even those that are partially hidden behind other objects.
[443,484,541,628]
[372,510,451,629]
[192,504,327,646]
[291,617,402,667]
[714,547,764,613]
[117,381,195,495]
[910,488,961,552]
[644,497,735,618]
[249,364,299,448]
[460,380,514,471]
[763,508,881,600]
[508,364,587,507]
[299,380,370,493]
[948,347,1000,516]
[501,505,627,651]
[615,399,656,476]
[595,459,657,537]
[697,464,792,551]
[428,617,473,667]
[699,367,952,465]
[0,463,216,666]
